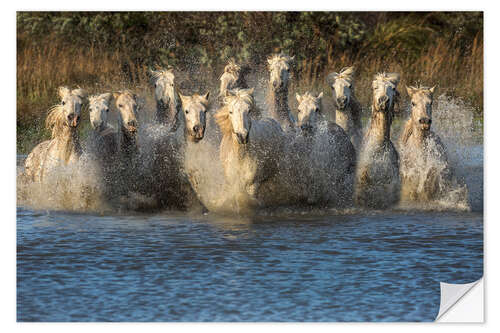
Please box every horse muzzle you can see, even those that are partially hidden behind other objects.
[337,97,348,110]
[419,117,432,131]
[69,117,80,128]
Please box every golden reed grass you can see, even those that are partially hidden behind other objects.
[17,36,482,153]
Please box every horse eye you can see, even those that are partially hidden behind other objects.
[154,83,157,88]
[105,108,109,113]
[315,108,319,112]
[118,104,123,108]
[185,110,189,114]
[61,101,65,105]
[411,102,416,107]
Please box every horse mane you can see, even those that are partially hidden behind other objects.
[327,66,355,85]
[45,104,66,139]
[215,105,232,136]
[150,67,174,82]
[373,72,400,85]
[400,119,414,145]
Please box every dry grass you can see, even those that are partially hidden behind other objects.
[17,35,483,153]
[298,35,483,113]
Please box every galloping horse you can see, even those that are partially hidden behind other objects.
[267,53,295,131]
[355,73,401,208]
[150,67,182,130]
[215,88,284,211]
[327,66,363,150]
[289,91,356,207]
[399,85,468,206]
[24,86,87,182]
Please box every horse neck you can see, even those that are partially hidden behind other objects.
[367,106,392,145]
[335,99,356,128]
[156,99,180,128]
[336,109,350,130]
[409,121,430,148]
[269,86,293,129]
[54,126,82,162]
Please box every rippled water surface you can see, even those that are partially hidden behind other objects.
[17,207,483,322]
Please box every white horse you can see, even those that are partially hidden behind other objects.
[145,91,211,210]
[150,67,182,129]
[87,93,118,163]
[285,91,356,207]
[24,86,87,182]
[112,90,139,157]
[399,85,469,208]
[327,66,363,149]
[355,73,401,208]
[215,88,285,211]
[218,58,248,101]
[267,53,295,130]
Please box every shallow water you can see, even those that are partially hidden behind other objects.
[17,207,482,322]
[16,94,484,321]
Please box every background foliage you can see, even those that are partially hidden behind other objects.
[17,12,483,153]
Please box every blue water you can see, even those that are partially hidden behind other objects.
[17,207,483,322]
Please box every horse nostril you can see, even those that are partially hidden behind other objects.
[67,114,73,121]
[419,118,432,125]
[193,125,200,132]
[127,120,136,127]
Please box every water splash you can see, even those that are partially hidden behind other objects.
[17,85,482,215]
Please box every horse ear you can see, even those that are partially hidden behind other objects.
[178,93,188,106]
[289,55,295,62]
[72,88,88,101]
[202,92,210,102]
[406,85,416,97]
[102,93,113,104]
[295,93,302,104]
[112,92,121,100]
[317,92,324,100]
[245,87,254,96]
[340,66,355,77]
[387,73,401,86]
[58,86,71,100]
[429,86,436,95]
[327,72,338,85]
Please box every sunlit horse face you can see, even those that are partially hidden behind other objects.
[150,69,177,108]
[219,60,241,99]
[179,92,210,142]
[224,88,255,144]
[88,93,112,130]
[371,73,400,113]
[328,67,355,110]
[267,54,294,92]
[113,91,138,136]
[296,92,323,134]
[58,86,87,128]
[407,85,436,132]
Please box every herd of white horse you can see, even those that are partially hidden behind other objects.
[22,53,468,213]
